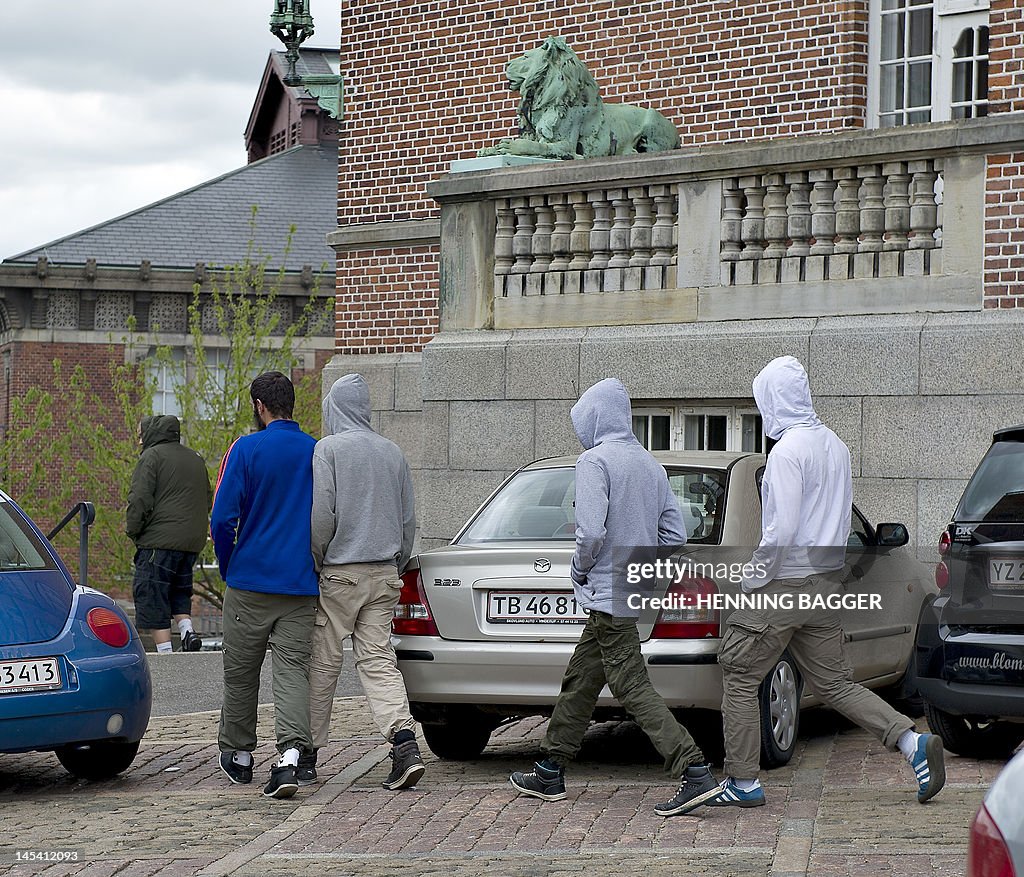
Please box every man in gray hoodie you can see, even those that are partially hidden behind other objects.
[306,374,423,791]
[510,378,719,815]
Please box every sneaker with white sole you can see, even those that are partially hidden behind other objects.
[263,764,299,799]
[509,761,566,802]
[708,779,766,808]
[219,751,253,785]
[910,733,946,803]
[654,765,723,817]
[382,739,425,790]
[180,630,203,652]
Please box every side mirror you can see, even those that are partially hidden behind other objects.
[876,522,909,548]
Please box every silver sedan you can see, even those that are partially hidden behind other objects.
[393,452,937,764]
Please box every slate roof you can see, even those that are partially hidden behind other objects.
[279,48,338,80]
[5,145,337,272]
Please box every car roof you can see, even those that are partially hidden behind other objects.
[523,451,762,470]
[993,424,1024,443]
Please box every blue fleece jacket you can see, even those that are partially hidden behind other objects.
[570,378,687,618]
[210,419,318,596]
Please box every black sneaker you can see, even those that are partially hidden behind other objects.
[263,764,299,799]
[219,751,253,785]
[509,761,566,801]
[654,764,723,817]
[296,751,318,786]
[382,739,425,790]
[181,630,203,652]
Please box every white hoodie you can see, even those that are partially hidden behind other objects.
[742,356,852,591]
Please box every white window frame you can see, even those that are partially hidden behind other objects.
[631,407,674,451]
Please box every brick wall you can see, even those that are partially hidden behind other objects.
[984,152,1024,307]
[988,0,1024,115]
[335,0,870,354]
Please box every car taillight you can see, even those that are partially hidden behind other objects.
[650,576,720,639]
[967,803,1016,877]
[87,607,130,648]
[935,561,949,590]
[392,569,439,636]
[939,529,952,556]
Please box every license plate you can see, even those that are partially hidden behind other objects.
[0,658,61,694]
[487,592,587,624]
[989,559,1024,590]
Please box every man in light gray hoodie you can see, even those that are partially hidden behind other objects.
[510,378,719,815]
[306,374,423,791]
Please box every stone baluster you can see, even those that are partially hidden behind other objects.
[808,169,837,256]
[882,161,912,250]
[494,199,516,275]
[786,171,812,257]
[530,195,554,272]
[739,175,766,258]
[510,197,535,274]
[606,189,633,269]
[833,167,861,254]
[548,194,573,271]
[628,187,654,267]
[649,185,677,266]
[720,179,744,261]
[762,173,789,259]
[857,165,885,252]
[588,191,612,270]
[567,192,594,270]
[908,160,939,249]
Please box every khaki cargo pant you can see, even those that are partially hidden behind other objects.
[719,575,914,779]
[218,586,317,755]
[542,610,705,777]
[309,561,416,747]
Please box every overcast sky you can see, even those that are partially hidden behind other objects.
[0,1,338,260]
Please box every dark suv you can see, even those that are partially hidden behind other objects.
[916,424,1024,758]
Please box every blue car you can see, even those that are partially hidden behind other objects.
[0,492,151,779]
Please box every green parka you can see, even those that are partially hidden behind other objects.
[126,415,211,553]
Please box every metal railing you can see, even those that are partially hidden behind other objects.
[47,501,95,586]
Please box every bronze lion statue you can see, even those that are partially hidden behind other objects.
[479,37,680,160]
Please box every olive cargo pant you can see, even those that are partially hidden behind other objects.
[719,575,914,779]
[308,562,417,747]
[218,586,317,756]
[542,610,705,777]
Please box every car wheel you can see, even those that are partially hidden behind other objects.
[421,710,495,760]
[924,703,1024,759]
[759,652,802,768]
[55,740,141,780]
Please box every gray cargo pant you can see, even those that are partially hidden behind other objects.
[542,610,705,777]
[719,575,914,779]
[218,586,317,756]
[308,562,416,747]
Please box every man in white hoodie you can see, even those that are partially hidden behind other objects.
[306,374,423,791]
[674,356,945,816]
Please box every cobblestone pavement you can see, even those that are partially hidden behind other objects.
[0,698,1006,877]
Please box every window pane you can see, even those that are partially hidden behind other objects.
[631,415,649,447]
[880,64,905,112]
[953,60,972,104]
[978,58,989,101]
[684,415,704,450]
[907,109,931,124]
[650,416,671,451]
[979,25,989,55]
[908,61,932,109]
[881,13,905,62]
[909,8,933,57]
[879,112,898,128]
[954,28,973,58]
[741,414,764,453]
[952,105,969,119]
[882,0,905,9]
[707,416,728,451]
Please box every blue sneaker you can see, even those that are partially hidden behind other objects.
[708,778,766,808]
[910,733,945,803]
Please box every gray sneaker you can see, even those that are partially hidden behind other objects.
[382,739,425,790]
[654,765,723,817]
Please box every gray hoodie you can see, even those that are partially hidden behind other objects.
[310,374,416,571]
[569,378,687,617]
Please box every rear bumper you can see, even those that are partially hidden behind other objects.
[395,635,724,710]
[918,678,1024,718]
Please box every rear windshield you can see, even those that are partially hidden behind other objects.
[956,441,1024,523]
[0,500,56,571]
[457,465,728,544]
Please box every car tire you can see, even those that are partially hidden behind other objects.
[924,703,1024,759]
[759,651,802,768]
[421,711,494,760]
[55,740,141,780]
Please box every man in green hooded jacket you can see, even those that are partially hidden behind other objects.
[127,415,212,653]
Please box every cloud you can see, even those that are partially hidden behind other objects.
[0,0,338,258]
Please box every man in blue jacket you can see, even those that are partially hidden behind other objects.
[211,371,318,800]
[509,378,719,815]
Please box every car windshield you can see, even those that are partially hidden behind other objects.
[0,500,56,571]
[457,465,728,544]
[957,441,1024,523]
